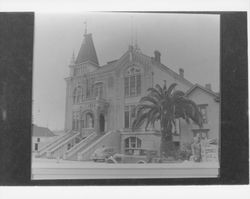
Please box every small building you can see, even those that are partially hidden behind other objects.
[32,124,57,152]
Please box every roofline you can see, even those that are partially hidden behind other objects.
[185,83,220,98]
[156,62,193,87]
[72,60,100,68]
[135,51,194,87]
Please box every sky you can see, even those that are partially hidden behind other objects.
[33,12,220,131]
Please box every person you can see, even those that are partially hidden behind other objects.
[191,135,202,162]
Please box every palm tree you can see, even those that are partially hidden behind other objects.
[132,82,203,157]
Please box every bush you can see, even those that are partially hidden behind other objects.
[174,142,192,161]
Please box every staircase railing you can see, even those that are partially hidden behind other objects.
[63,132,97,160]
[45,132,80,159]
[77,131,121,161]
[37,130,74,156]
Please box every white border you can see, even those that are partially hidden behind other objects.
[0,0,249,198]
[0,0,249,12]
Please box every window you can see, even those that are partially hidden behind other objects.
[77,88,81,103]
[124,137,142,155]
[198,104,208,124]
[124,105,136,129]
[193,129,209,140]
[80,113,85,129]
[86,112,94,128]
[73,86,84,104]
[86,78,95,98]
[124,77,129,96]
[94,82,104,98]
[73,88,77,104]
[124,66,141,97]
[37,138,40,142]
[35,143,38,151]
[81,87,84,102]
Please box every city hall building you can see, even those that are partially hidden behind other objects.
[36,29,220,161]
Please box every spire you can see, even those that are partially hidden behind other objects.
[135,24,138,49]
[75,23,99,65]
[129,15,140,51]
[134,23,140,51]
[130,16,134,47]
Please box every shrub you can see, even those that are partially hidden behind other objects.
[174,142,192,161]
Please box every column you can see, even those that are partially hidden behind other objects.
[94,106,100,135]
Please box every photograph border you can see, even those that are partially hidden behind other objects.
[0,11,248,185]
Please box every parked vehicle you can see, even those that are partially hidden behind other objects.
[91,147,115,162]
[106,150,158,164]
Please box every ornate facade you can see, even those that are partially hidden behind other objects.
[63,30,220,158]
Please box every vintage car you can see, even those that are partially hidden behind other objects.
[106,150,158,164]
[90,147,116,162]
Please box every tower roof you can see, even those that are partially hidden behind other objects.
[75,33,99,65]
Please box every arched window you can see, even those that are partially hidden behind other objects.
[124,105,136,129]
[124,137,142,155]
[81,87,84,102]
[124,65,141,97]
[86,78,95,98]
[86,112,94,128]
[94,82,104,98]
[73,86,84,104]
[73,88,77,104]
[80,112,85,129]
[77,88,81,103]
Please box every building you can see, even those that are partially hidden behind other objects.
[36,28,220,161]
[32,124,57,152]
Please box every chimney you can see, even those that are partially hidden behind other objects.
[205,83,212,90]
[179,68,184,77]
[154,50,161,62]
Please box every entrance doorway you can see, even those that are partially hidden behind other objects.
[99,114,105,132]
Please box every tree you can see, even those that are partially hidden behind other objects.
[132,83,203,157]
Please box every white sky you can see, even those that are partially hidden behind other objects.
[33,12,220,131]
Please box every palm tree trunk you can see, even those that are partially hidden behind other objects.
[160,133,167,157]
[165,133,175,157]
[160,120,175,158]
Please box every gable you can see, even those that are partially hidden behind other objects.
[186,86,219,105]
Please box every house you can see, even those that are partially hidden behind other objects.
[32,124,57,152]
[37,28,220,161]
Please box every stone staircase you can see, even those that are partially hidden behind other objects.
[35,129,121,162]
[63,133,101,161]
[36,130,77,158]
[45,132,82,159]
[77,130,121,161]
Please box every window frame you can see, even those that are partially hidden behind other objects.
[124,65,142,97]
[198,104,208,124]
[124,105,137,129]
[124,136,142,155]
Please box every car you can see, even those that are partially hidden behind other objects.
[106,153,147,163]
[90,147,115,162]
[106,150,158,164]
